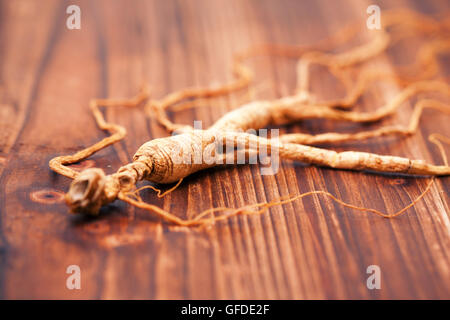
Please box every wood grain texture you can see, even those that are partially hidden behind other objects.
[0,0,449,299]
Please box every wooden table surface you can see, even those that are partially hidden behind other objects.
[0,0,449,299]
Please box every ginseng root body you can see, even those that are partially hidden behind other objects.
[49,10,450,223]
[62,88,450,215]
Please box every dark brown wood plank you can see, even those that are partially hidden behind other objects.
[0,0,449,299]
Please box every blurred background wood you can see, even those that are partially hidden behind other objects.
[0,0,449,299]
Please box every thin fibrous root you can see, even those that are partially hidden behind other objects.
[280,99,450,145]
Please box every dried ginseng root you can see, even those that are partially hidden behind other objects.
[49,10,450,226]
